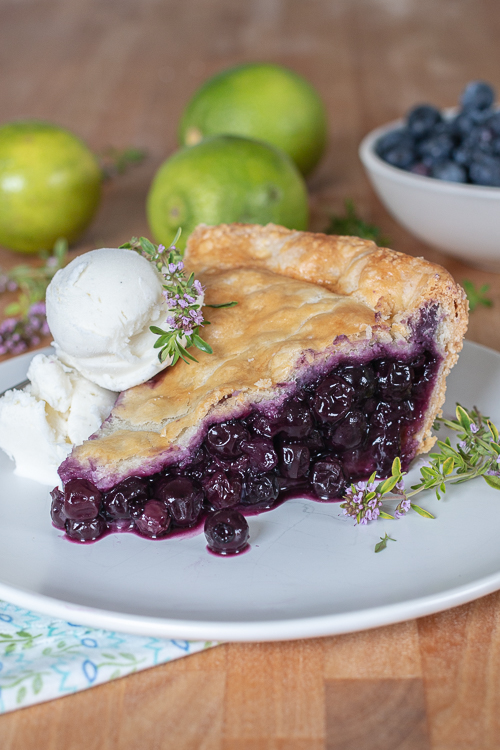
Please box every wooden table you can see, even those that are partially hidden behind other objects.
[1,0,500,747]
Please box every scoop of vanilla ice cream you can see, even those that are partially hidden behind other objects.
[46,247,173,392]
[0,353,116,486]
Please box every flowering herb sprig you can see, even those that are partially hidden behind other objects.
[120,233,236,366]
[0,238,67,355]
[340,404,500,549]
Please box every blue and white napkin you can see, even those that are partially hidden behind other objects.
[0,600,216,713]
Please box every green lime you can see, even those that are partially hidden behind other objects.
[0,120,102,254]
[178,63,328,176]
[147,134,308,252]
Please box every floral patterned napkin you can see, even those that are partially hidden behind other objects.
[0,600,216,713]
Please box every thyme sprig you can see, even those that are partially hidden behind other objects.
[0,237,67,318]
[0,238,67,355]
[462,279,493,313]
[340,404,500,541]
[120,233,236,366]
[325,199,390,246]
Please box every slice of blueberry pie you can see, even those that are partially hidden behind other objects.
[52,223,468,548]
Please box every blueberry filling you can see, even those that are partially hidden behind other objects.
[52,349,439,551]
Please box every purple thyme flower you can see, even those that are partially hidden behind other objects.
[340,482,382,524]
[193,280,203,295]
[470,423,479,434]
[459,440,467,450]
[0,301,49,355]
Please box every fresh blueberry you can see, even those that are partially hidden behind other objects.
[311,459,345,500]
[469,153,500,186]
[409,162,431,177]
[453,143,475,167]
[417,133,454,166]
[203,471,242,509]
[407,104,442,139]
[153,477,203,527]
[204,509,249,555]
[383,144,416,169]
[431,160,467,182]
[134,499,171,538]
[376,129,414,158]
[460,81,495,112]
[65,516,107,542]
[64,479,102,521]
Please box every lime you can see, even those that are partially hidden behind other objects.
[178,63,328,176]
[147,134,308,252]
[0,120,102,254]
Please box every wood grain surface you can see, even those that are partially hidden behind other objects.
[0,0,500,747]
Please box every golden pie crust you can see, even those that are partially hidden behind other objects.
[60,224,468,489]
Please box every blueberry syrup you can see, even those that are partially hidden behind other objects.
[52,348,440,554]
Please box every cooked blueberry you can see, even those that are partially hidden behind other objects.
[407,104,442,139]
[375,128,414,157]
[276,400,314,438]
[241,438,278,471]
[418,133,454,166]
[207,453,250,475]
[278,442,310,479]
[203,471,242,509]
[342,447,377,480]
[460,81,495,112]
[371,426,402,473]
[246,411,273,438]
[329,410,367,450]
[311,459,345,500]
[206,421,250,458]
[103,476,149,519]
[305,428,325,453]
[376,360,413,398]
[153,477,203,527]
[313,376,354,424]
[50,487,66,530]
[242,474,279,507]
[134,499,171,538]
[64,479,102,521]
[431,160,467,183]
[65,516,107,542]
[204,509,249,555]
[336,364,375,400]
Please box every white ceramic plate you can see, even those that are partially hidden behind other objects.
[0,341,499,642]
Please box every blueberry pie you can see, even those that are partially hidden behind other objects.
[52,223,468,545]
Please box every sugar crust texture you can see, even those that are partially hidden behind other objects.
[59,223,468,490]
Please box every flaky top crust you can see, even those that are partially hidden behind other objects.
[60,224,468,489]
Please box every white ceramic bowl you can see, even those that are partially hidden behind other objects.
[359,119,500,271]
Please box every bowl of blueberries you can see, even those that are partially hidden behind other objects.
[359,81,500,270]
